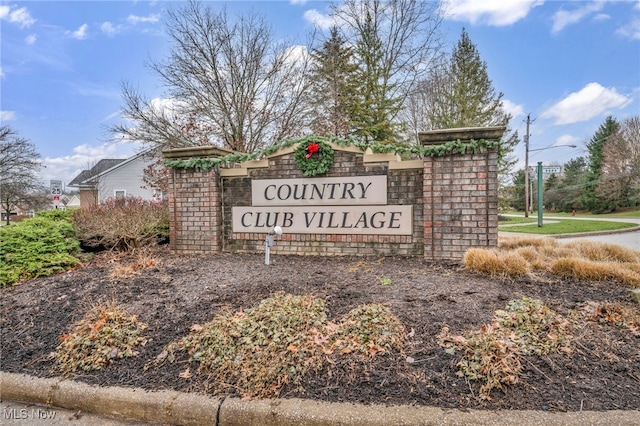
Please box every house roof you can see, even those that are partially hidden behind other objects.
[68,159,126,187]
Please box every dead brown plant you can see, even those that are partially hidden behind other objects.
[467,237,640,287]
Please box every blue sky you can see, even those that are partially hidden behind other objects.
[1,0,639,187]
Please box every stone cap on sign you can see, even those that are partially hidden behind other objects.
[418,126,506,146]
[162,145,236,160]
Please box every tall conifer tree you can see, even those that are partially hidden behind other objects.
[429,28,518,181]
[583,116,619,213]
[309,27,358,137]
[349,12,401,143]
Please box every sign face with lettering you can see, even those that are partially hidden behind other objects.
[252,176,387,206]
[232,175,412,235]
[232,205,412,235]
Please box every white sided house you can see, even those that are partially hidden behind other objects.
[67,150,159,207]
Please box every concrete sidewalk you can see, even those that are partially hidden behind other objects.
[2,372,639,425]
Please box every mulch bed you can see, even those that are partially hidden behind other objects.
[1,246,638,412]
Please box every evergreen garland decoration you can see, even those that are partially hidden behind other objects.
[294,139,334,177]
[163,135,500,171]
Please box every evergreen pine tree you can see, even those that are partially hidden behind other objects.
[308,27,359,138]
[429,28,518,192]
[349,12,402,143]
[555,157,587,212]
[429,28,504,129]
[583,116,619,213]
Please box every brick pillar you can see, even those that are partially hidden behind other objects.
[423,149,498,261]
[167,167,222,254]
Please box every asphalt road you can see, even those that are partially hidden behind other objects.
[501,216,640,251]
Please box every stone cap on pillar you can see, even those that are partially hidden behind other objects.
[418,126,506,146]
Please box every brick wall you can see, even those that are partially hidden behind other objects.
[222,149,424,257]
[164,138,500,261]
[167,167,222,254]
[423,151,498,260]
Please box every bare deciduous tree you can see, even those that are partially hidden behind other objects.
[0,126,43,224]
[398,53,449,142]
[112,1,313,153]
[597,115,640,208]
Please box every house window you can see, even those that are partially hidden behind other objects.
[153,188,164,199]
[115,190,126,200]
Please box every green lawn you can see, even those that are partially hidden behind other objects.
[499,219,637,235]
[501,209,640,219]
[498,215,537,225]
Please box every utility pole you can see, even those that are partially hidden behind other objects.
[524,114,531,218]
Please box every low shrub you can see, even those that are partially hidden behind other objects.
[332,303,405,356]
[495,297,570,355]
[72,196,169,252]
[157,292,406,398]
[440,297,570,400]
[55,302,148,374]
[0,212,80,287]
[453,323,522,398]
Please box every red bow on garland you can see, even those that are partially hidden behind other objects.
[305,143,320,159]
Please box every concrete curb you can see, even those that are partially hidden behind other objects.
[2,372,639,425]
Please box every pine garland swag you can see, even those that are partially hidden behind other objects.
[294,140,334,177]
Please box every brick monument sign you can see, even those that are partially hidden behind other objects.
[163,126,504,261]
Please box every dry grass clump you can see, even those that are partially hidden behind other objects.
[439,297,570,400]
[566,241,639,263]
[109,251,159,280]
[55,302,148,375]
[463,248,531,277]
[157,292,406,398]
[498,236,558,250]
[551,258,640,287]
[467,236,640,287]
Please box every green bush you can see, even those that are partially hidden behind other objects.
[0,212,80,287]
[72,197,169,252]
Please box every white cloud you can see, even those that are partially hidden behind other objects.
[0,5,36,28]
[42,141,140,186]
[551,1,605,34]
[149,97,183,115]
[501,99,524,118]
[290,0,307,5]
[25,34,37,45]
[617,18,640,40]
[541,82,632,125]
[554,134,581,147]
[101,21,120,37]
[303,9,335,30]
[441,0,543,26]
[0,111,17,121]
[127,14,160,25]
[282,45,308,66]
[0,67,4,78]
[69,23,88,40]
